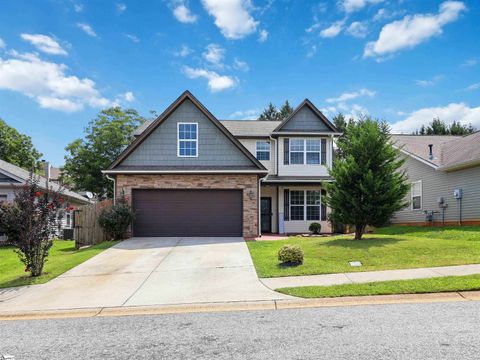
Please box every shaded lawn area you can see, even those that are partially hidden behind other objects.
[0,240,117,288]
[247,226,480,278]
[277,274,480,298]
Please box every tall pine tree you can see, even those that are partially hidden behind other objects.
[325,118,409,240]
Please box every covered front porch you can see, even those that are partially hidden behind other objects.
[259,176,332,235]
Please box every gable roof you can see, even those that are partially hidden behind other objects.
[106,90,267,173]
[0,159,90,204]
[273,99,339,134]
[219,120,281,137]
[391,133,480,171]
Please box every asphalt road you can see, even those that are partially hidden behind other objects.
[1,301,480,359]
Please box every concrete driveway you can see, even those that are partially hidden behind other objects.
[0,237,288,312]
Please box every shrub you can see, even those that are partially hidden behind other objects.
[278,245,304,265]
[309,222,321,234]
[98,196,134,240]
[0,175,63,277]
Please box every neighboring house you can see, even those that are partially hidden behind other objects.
[391,133,480,226]
[103,90,341,238]
[0,159,90,240]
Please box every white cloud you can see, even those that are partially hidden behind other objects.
[116,3,126,12]
[0,52,112,112]
[124,34,140,43]
[233,58,249,72]
[464,83,480,91]
[326,88,376,103]
[364,1,467,59]
[73,3,83,12]
[20,34,67,56]
[229,108,260,119]
[183,66,237,92]
[346,21,368,38]
[415,75,443,87]
[77,23,98,37]
[258,29,268,42]
[460,58,477,67]
[320,21,345,38]
[306,44,317,58]
[391,103,480,133]
[172,3,198,23]
[174,44,193,57]
[202,43,225,66]
[119,91,135,102]
[338,0,383,13]
[0,37,5,49]
[373,8,405,22]
[201,0,258,39]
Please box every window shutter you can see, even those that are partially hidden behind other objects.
[321,139,327,165]
[284,138,289,165]
[284,189,290,221]
[321,189,327,221]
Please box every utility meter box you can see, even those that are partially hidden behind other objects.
[453,188,463,199]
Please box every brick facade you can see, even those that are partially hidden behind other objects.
[115,174,259,237]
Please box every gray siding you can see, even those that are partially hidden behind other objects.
[121,99,255,168]
[0,173,20,183]
[392,156,480,223]
[279,107,332,132]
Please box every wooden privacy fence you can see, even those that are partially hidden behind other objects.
[74,200,111,248]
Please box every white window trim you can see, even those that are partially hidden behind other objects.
[289,138,323,165]
[256,141,270,161]
[177,122,198,158]
[411,180,423,211]
[288,189,321,221]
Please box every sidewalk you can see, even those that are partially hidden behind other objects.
[260,263,480,289]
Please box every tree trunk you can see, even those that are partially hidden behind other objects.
[354,225,365,240]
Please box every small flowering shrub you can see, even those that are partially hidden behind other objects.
[0,175,63,277]
[278,245,304,265]
[98,196,134,240]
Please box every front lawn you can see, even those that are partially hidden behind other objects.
[247,226,480,278]
[277,274,480,298]
[0,240,117,288]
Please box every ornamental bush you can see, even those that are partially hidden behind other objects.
[0,175,63,277]
[98,196,134,240]
[278,245,304,265]
[309,222,321,234]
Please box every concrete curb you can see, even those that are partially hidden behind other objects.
[1,291,480,321]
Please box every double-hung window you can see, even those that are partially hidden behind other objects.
[177,123,198,157]
[256,141,270,161]
[289,190,321,221]
[411,180,422,210]
[289,139,322,165]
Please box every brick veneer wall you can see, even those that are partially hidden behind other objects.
[115,174,259,237]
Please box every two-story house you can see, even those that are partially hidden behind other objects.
[103,91,340,238]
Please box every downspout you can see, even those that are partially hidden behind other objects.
[106,174,116,205]
[258,173,268,237]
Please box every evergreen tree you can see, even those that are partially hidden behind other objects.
[332,113,347,133]
[414,118,476,135]
[258,103,280,121]
[426,118,449,135]
[279,100,294,120]
[324,118,409,240]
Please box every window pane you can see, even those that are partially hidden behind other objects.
[256,141,270,151]
[306,190,320,205]
[307,206,320,220]
[306,152,320,164]
[179,124,197,140]
[179,140,197,156]
[290,139,304,151]
[290,190,305,205]
[411,181,421,197]
[412,196,421,210]
[290,205,304,220]
[257,151,270,161]
[291,152,304,164]
[306,139,320,151]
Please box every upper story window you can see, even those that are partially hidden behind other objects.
[177,123,198,157]
[256,141,270,161]
[411,180,422,210]
[289,138,327,165]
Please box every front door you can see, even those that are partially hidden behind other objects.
[261,197,272,233]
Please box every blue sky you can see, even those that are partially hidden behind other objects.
[0,0,479,166]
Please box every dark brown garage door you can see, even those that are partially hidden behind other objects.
[132,189,243,237]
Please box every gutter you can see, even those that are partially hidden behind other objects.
[106,174,116,205]
[102,169,269,175]
[436,158,480,172]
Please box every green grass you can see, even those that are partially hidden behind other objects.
[247,226,480,278]
[277,274,480,298]
[0,240,117,288]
